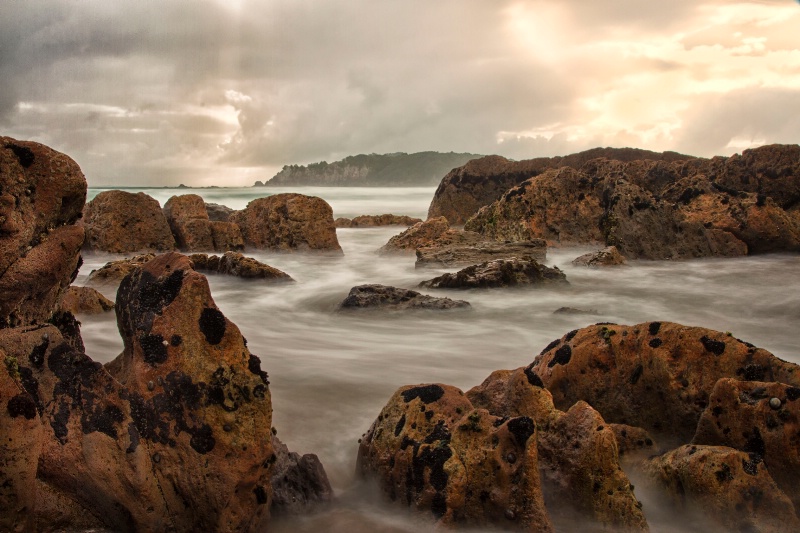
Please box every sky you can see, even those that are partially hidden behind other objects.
[1,0,799,187]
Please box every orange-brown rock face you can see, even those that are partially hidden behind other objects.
[335,214,423,228]
[84,253,156,298]
[712,144,800,210]
[357,384,553,532]
[189,251,294,281]
[84,190,176,253]
[645,444,799,533]
[0,137,86,327]
[163,194,215,251]
[531,322,800,445]
[58,286,115,314]
[231,193,342,253]
[693,378,800,511]
[379,216,490,255]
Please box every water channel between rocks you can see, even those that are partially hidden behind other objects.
[79,186,800,532]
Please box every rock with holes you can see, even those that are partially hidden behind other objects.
[571,246,627,267]
[466,368,648,530]
[84,253,156,299]
[338,285,470,311]
[645,444,799,533]
[270,435,333,515]
[58,286,115,314]
[84,190,176,253]
[693,378,800,511]
[189,252,294,282]
[357,383,553,531]
[231,193,342,253]
[610,424,658,463]
[531,322,800,445]
[0,137,86,328]
[106,252,275,530]
[418,257,567,289]
[335,214,422,228]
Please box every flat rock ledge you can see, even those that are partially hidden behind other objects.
[338,284,470,311]
[419,257,568,289]
[415,239,547,269]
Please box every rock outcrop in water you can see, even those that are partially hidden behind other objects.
[0,137,86,328]
[58,286,115,314]
[428,147,695,224]
[338,284,470,311]
[461,145,800,259]
[335,214,422,228]
[231,193,342,254]
[163,194,244,252]
[189,251,294,281]
[418,257,567,289]
[84,190,176,253]
[85,253,156,297]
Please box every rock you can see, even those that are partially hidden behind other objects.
[415,239,547,269]
[58,286,115,314]
[466,368,648,530]
[571,246,627,267]
[270,435,333,515]
[711,144,800,210]
[210,220,245,251]
[338,285,470,311]
[335,214,423,228]
[552,307,599,315]
[231,193,342,254]
[205,202,235,222]
[693,378,800,511]
[357,383,554,531]
[418,257,568,289]
[428,148,694,225]
[84,253,156,298]
[189,252,294,281]
[84,190,176,253]
[163,194,215,251]
[531,322,800,445]
[0,137,86,328]
[645,444,799,533]
[378,216,453,254]
[610,424,658,463]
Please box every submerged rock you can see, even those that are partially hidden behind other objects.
[415,239,547,269]
[571,246,627,267]
[231,193,342,254]
[0,137,86,328]
[339,284,470,311]
[189,252,294,281]
[552,307,599,315]
[419,257,567,289]
[84,190,176,253]
[58,286,115,314]
[335,214,422,228]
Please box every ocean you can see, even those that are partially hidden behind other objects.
[80,186,800,532]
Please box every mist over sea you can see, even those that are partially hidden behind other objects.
[80,186,800,532]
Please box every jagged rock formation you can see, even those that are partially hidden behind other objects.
[189,252,294,281]
[418,258,567,289]
[338,285,470,311]
[335,214,422,228]
[428,147,695,224]
[0,137,86,328]
[571,246,627,267]
[84,190,176,253]
[263,152,481,187]
[270,435,333,515]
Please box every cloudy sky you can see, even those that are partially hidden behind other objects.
[2,0,799,186]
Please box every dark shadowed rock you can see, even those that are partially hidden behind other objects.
[571,246,627,267]
[231,193,342,254]
[610,424,658,463]
[415,239,547,269]
[58,286,115,314]
[205,202,234,222]
[164,195,244,252]
[0,137,86,328]
[552,307,599,315]
[335,214,423,228]
[84,254,156,298]
[270,435,332,515]
[338,285,470,311]
[189,252,294,281]
[419,257,568,289]
[711,144,800,210]
[84,190,175,253]
[645,444,799,533]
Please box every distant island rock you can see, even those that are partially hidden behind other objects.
[258,151,482,187]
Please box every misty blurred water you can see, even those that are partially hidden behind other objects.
[79,186,800,532]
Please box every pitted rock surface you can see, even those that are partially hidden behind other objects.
[335,214,422,228]
[338,284,470,311]
[419,257,567,289]
[84,190,175,253]
[58,286,115,314]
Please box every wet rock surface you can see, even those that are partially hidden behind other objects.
[84,190,176,253]
[270,435,333,515]
[335,214,422,228]
[231,193,342,254]
[58,286,115,314]
[84,253,156,298]
[339,284,471,311]
[164,194,244,252]
[418,257,568,289]
[0,137,86,328]
[189,251,294,281]
[571,245,627,267]
[378,216,454,254]
[415,239,547,269]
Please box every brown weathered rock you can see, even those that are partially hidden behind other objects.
[58,286,115,314]
[84,190,175,253]
[415,239,547,269]
[338,285,470,311]
[466,368,648,530]
[210,220,244,251]
[571,246,627,267]
[711,144,800,210]
[163,194,215,251]
[531,322,800,445]
[189,252,294,282]
[357,383,554,531]
[645,444,799,533]
[693,378,800,511]
[335,214,423,228]
[84,253,156,298]
[610,424,658,463]
[231,193,342,253]
[0,137,87,328]
[270,435,333,515]
[378,216,453,254]
[205,202,234,222]
[418,257,568,289]
[429,148,694,225]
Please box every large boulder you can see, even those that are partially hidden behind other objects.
[418,257,567,289]
[231,193,342,254]
[163,194,244,252]
[0,137,86,328]
[645,444,799,533]
[189,252,294,281]
[415,239,547,269]
[530,322,800,445]
[357,384,554,531]
[84,190,175,253]
[338,285,470,311]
